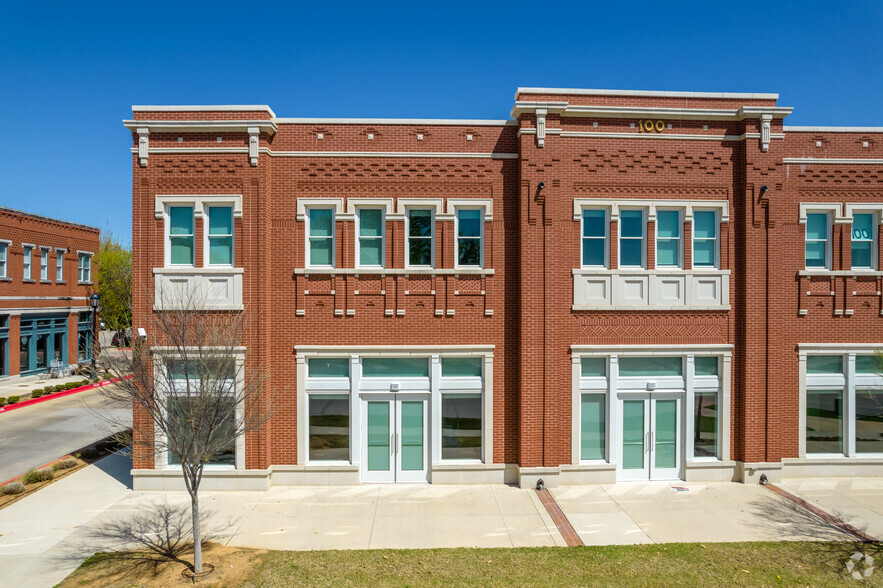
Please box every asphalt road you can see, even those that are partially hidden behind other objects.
[0,387,131,484]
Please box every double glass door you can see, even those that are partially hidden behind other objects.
[361,394,428,483]
[619,393,682,481]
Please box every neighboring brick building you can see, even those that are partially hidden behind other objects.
[0,207,100,380]
[124,88,883,491]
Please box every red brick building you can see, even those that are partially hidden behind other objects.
[0,207,99,380]
[125,89,883,490]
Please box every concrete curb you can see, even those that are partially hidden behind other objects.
[0,376,132,415]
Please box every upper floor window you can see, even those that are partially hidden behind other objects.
[56,250,64,281]
[307,208,335,268]
[40,248,49,281]
[206,206,234,266]
[851,212,876,270]
[407,209,434,268]
[456,208,483,268]
[656,210,681,268]
[22,245,32,280]
[356,208,385,268]
[78,253,92,283]
[805,212,830,269]
[167,206,195,266]
[692,210,718,268]
[581,209,607,268]
[619,209,645,268]
[0,242,8,279]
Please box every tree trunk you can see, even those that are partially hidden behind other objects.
[191,492,202,573]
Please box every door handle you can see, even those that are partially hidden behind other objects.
[390,434,394,456]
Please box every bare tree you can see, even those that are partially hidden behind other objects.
[98,289,275,574]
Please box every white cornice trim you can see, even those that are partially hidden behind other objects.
[295,345,495,353]
[510,102,792,121]
[274,117,516,126]
[571,344,734,352]
[132,105,276,117]
[519,128,785,142]
[130,147,518,159]
[123,119,277,135]
[784,158,883,164]
[516,87,778,100]
[785,126,883,133]
[797,343,883,352]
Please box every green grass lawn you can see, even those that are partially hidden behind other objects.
[246,542,879,587]
[62,541,882,587]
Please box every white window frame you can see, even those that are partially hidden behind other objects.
[580,207,608,269]
[691,208,720,270]
[804,211,831,270]
[165,205,196,268]
[0,240,10,279]
[55,249,65,282]
[618,208,646,269]
[305,207,336,269]
[454,207,485,269]
[77,251,92,284]
[655,208,683,269]
[849,210,877,271]
[355,207,386,269]
[153,348,245,471]
[798,346,883,459]
[22,244,33,280]
[204,205,235,267]
[405,207,435,269]
[39,247,50,281]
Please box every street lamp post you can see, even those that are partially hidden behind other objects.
[89,293,100,374]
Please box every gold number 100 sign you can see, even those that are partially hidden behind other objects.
[637,120,666,133]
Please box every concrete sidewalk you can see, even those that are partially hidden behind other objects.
[1,453,874,588]
[780,478,883,540]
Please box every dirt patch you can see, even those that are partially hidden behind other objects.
[59,542,266,587]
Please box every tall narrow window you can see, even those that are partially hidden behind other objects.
[407,209,433,267]
[168,206,195,266]
[307,208,334,267]
[55,250,64,281]
[357,208,384,267]
[78,253,92,283]
[693,210,718,268]
[207,206,234,266]
[851,213,875,269]
[456,209,483,267]
[581,209,607,267]
[0,243,7,278]
[441,395,482,460]
[656,210,681,268]
[619,210,644,268]
[309,395,350,461]
[806,389,843,454]
[40,248,49,281]
[22,245,32,279]
[581,394,606,460]
[805,212,830,269]
[694,392,718,458]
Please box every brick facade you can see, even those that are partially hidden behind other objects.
[0,207,100,379]
[126,89,883,489]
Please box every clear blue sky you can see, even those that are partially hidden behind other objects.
[1,1,881,245]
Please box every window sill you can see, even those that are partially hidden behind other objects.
[77,282,93,286]
[22,279,35,284]
[56,281,66,285]
[0,277,11,282]
[154,267,244,275]
[799,269,883,277]
[295,267,494,276]
[40,280,52,285]
[573,268,731,276]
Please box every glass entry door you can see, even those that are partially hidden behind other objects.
[618,393,682,481]
[361,394,429,483]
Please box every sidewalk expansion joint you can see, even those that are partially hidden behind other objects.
[534,488,584,547]
[762,483,878,543]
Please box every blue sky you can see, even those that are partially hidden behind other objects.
[1,1,881,244]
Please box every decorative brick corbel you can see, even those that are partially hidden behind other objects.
[760,114,772,153]
[536,108,547,148]
[248,127,260,166]
[137,127,149,167]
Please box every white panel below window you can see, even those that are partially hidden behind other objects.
[573,269,730,310]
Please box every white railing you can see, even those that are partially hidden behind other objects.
[572,269,730,310]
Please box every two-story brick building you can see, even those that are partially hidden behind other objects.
[0,207,100,380]
[125,88,883,491]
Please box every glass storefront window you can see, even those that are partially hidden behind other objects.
[580,394,605,460]
[856,390,883,454]
[694,392,718,458]
[619,356,683,377]
[362,357,429,378]
[166,395,236,466]
[309,395,350,461]
[441,395,481,460]
[580,357,606,377]
[806,390,843,454]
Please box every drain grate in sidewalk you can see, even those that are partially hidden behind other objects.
[534,488,584,547]
[763,483,878,543]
